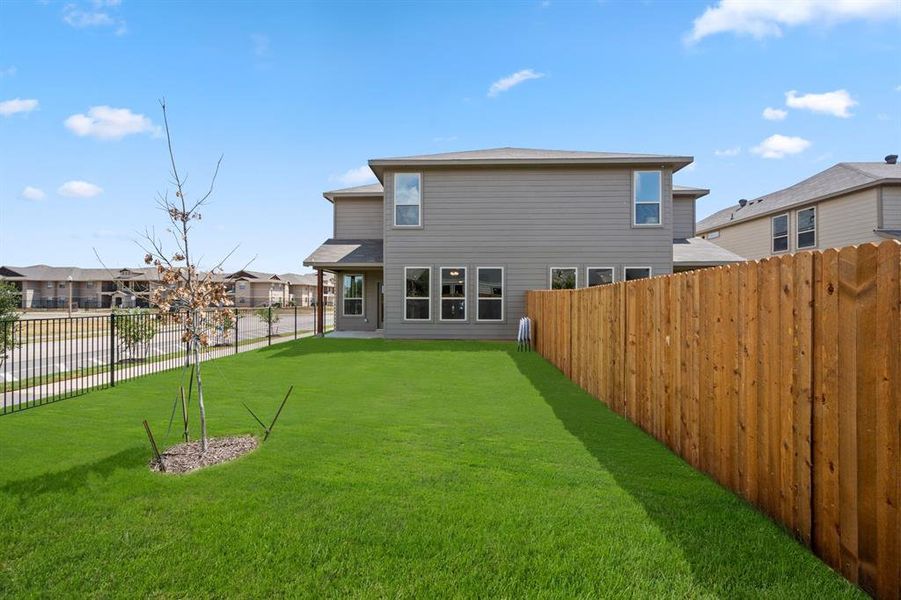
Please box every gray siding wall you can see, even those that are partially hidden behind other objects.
[881,185,901,230]
[673,197,696,238]
[382,167,674,339]
[333,197,384,239]
[334,268,381,332]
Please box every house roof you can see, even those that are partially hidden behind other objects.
[279,272,335,286]
[697,162,901,234]
[367,146,694,180]
[226,270,284,281]
[303,239,384,269]
[322,182,384,202]
[673,237,745,267]
[0,265,161,282]
[673,185,710,199]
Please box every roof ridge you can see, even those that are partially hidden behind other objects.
[836,162,880,180]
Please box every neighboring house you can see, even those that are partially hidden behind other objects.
[304,147,741,339]
[696,157,901,259]
[280,272,336,307]
[225,270,289,307]
[0,265,159,309]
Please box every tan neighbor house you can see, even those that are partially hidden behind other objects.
[696,157,901,259]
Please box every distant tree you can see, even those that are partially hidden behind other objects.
[139,99,236,453]
[255,306,280,335]
[0,282,20,364]
[112,308,159,361]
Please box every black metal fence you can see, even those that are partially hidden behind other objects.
[0,306,334,415]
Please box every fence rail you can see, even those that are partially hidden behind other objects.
[1,305,334,415]
[526,240,900,600]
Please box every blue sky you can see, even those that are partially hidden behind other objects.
[1,0,899,273]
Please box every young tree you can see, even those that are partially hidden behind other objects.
[140,99,235,453]
[112,308,159,361]
[0,281,20,366]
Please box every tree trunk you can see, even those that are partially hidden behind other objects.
[194,340,208,452]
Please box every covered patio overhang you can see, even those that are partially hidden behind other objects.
[673,237,745,272]
[303,239,384,334]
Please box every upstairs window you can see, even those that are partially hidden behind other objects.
[394,173,421,227]
[343,274,364,316]
[633,171,662,226]
[587,267,614,287]
[550,267,577,290]
[797,207,816,249]
[477,267,503,321]
[404,267,430,320]
[772,213,789,253]
[440,267,466,321]
[707,231,720,240]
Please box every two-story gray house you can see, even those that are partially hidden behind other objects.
[303,147,741,339]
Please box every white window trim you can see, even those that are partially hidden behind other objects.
[342,273,365,317]
[624,266,653,281]
[549,266,578,290]
[439,266,467,322]
[632,170,663,227]
[771,213,790,254]
[476,266,504,322]
[796,206,817,250]
[707,231,720,240]
[393,172,423,228]
[586,266,615,287]
[403,266,431,322]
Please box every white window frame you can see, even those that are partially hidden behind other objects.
[586,266,615,287]
[342,273,365,317]
[393,172,422,228]
[632,170,663,227]
[549,266,578,290]
[624,266,652,281]
[403,266,431,322]
[439,266,467,322]
[796,206,816,250]
[707,231,720,240]
[772,213,790,254]
[476,266,504,322]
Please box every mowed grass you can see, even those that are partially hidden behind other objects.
[0,339,861,598]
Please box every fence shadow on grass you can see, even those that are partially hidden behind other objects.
[2,446,146,503]
[504,349,858,597]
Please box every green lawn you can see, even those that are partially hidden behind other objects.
[0,339,860,598]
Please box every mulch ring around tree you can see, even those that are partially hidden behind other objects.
[150,435,258,474]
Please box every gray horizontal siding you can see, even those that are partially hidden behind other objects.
[881,185,901,229]
[334,268,381,332]
[673,197,696,238]
[333,197,384,239]
[382,167,674,339]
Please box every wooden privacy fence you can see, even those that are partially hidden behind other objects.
[525,240,900,599]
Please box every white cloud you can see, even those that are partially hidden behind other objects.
[251,33,270,57]
[0,98,39,116]
[487,69,545,97]
[63,2,127,35]
[64,106,160,140]
[762,107,787,121]
[751,134,811,159]
[21,186,46,201]
[433,135,459,143]
[329,165,376,187]
[714,146,741,157]
[58,180,103,198]
[785,89,857,118]
[685,0,899,44]
[0,66,16,78]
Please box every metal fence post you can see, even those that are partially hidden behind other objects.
[235,311,239,355]
[109,312,116,387]
[294,305,297,340]
[268,306,272,346]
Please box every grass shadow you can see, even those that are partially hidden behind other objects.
[2,446,146,502]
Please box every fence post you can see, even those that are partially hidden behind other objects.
[268,306,272,346]
[294,305,297,340]
[235,310,239,355]
[109,312,116,387]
